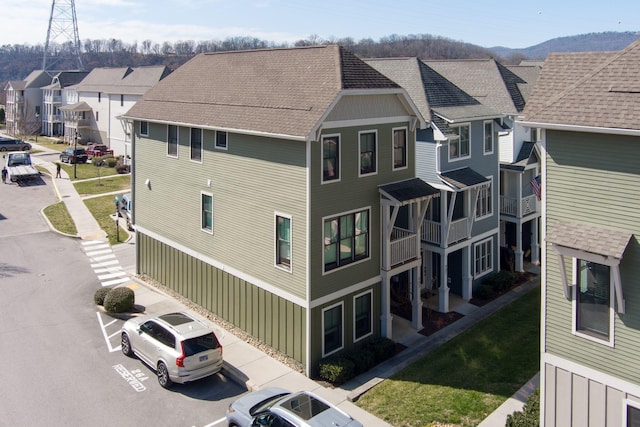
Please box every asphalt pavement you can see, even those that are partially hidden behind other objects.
[29,142,539,427]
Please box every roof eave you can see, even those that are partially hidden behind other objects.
[519,120,640,137]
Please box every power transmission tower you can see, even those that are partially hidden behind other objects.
[43,0,84,71]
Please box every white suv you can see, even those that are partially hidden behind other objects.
[121,312,223,388]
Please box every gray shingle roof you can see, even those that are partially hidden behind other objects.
[546,221,632,259]
[124,45,403,139]
[379,178,439,204]
[523,39,640,131]
[440,167,489,189]
[74,66,169,95]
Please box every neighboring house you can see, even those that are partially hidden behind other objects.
[41,71,89,137]
[366,58,502,315]
[122,45,439,374]
[424,59,542,271]
[521,39,640,426]
[61,66,170,156]
[4,70,52,136]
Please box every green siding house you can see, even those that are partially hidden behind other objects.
[122,45,439,375]
[521,39,640,426]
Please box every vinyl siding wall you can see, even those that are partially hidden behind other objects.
[134,122,308,300]
[543,130,640,423]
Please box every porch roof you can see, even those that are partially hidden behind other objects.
[439,167,489,190]
[546,221,632,260]
[379,178,439,205]
[60,101,91,112]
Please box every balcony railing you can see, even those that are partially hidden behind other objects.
[45,114,62,123]
[422,217,469,246]
[44,95,62,103]
[389,227,418,267]
[500,194,539,217]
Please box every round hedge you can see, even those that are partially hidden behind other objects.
[103,286,135,313]
[94,287,111,305]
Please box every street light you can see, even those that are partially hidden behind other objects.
[35,113,39,143]
[74,131,80,179]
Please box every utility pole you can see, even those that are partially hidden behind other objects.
[43,0,84,72]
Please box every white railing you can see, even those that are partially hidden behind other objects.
[500,194,539,217]
[422,218,469,246]
[44,95,62,103]
[389,227,418,267]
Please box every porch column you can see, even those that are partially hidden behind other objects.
[380,270,393,338]
[439,253,450,313]
[411,267,423,330]
[515,222,524,272]
[462,246,473,301]
[531,218,540,265]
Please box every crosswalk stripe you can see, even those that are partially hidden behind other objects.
[82,240,107,247]
[98,271,127,280]
[92,254,117,262]
[94,266,123,274]
[91,260,120,268]
[85,244,111,252]
[86,249,113,257]
[101,277,130,287]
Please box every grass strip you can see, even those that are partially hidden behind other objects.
[43,201,77,236]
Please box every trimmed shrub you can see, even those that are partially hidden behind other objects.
[94,287,111,306]
[115,163,130,174]
[106,157,117,168]
[474,283,495,300]
[343,348,375,375]
[484,270,517,292]
[317,356,355,385]
[505,388,540,427]
[103,286,135,313]
[362,336,396,364]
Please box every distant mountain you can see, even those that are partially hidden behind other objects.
[489,31,640,60]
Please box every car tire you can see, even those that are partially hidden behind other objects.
[0,147,6,152]
[157,362,172,388]
[121,333,134,357]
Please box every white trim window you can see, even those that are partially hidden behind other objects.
[475,178,493,219]
[483,120,494,154]
[215,131,228,150]
[449,124,470,161]
[322,302,343,356]
[167,125,178,158]
[572,258,613,345]
[140,121,149,137]
[201,192,213,234]
[190,128,202,162]
[275,214,292,272]
[359,130,377,176]
[393,127,408,170]
[624,399,640,427]
[322,134,340,183]
[474,238,493,278]
[323,208,370,273]
[354,290,373,342]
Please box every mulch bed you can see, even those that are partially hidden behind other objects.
[419,309,465,337]
[469,271,537,307]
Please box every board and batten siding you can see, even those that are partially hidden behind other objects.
[544,130,640,386]
[309,122,416,301]
[134,122,308,300]
[137,233,306,365]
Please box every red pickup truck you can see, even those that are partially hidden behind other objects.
[86,143,114,159]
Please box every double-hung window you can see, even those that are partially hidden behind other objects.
[483,121,493,154]
[275,214,291,271]
[190,128,202,162]
[167,125,178,157]
[323,303,343,356]
[476,178,493,219]
[393,127,407,170]
[625,400,640,427]
[449,124,470,160]
[140,121,148,136]
[359,131,377,175]
[323,209,369,272]
[201,192,213,233]
[322,135,340,182]
[474,238,493,278]
[575,259,611,342]
[354,290,373,342]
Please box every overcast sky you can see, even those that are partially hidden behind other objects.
[4,0,640,49]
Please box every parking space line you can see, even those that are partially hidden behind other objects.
[202,417,227,427]
[96,311,121,353]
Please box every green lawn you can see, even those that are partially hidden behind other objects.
[43,202,77,236]
[59,163,120,180]
[74,175,131,196]
[357,287,540,427]
[84,194,130,245]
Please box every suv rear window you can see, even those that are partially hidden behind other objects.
[182,333,220,356]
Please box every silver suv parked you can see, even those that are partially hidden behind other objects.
[121,312,223,388]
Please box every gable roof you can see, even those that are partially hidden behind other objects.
[73,66,170,95]
[424,59,538,115]
[124,45,409,139]
[42,71,90,90]
[522,38,640,131]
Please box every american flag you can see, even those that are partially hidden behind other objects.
[530,175,541,201]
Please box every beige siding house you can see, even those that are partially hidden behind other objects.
[122,45,439,374]
[521,39,640,426]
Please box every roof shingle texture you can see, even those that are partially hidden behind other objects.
[125,45,400,138]
[546,221,632,259]
[523,39,640,130]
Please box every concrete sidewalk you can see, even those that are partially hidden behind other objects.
[31,141,539,427]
